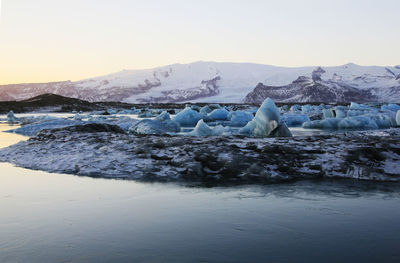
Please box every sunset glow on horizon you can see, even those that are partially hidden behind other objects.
[0,0,399,85]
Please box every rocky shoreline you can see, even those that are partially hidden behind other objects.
[1,124,399,183]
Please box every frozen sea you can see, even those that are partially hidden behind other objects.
[1,121,400,262]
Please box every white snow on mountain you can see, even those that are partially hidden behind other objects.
[1,61,399,103]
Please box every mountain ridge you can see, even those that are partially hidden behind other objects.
[1,61,399,103]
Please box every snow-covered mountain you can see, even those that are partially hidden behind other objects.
[1,62,400,103]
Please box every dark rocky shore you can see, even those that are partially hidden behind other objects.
[1,123,399,183]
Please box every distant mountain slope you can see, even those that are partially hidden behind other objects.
[1,62,400,103]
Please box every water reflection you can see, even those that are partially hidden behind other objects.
[0,123,28,148]
[1,119,400,262]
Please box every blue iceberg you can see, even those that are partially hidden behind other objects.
[239,98,292,137]
[173,107,203,127]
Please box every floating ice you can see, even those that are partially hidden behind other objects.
[73,113,84,120]
[337,116,379,130]
[130,111,180,135]
[111,116,139,131]
[207,109,230,121]
[227,110,254,127]
[138,110,157,118]
[200,105,212,115]
[347,110,372,117]
[381,104,400,112]
[209,104,221,110]
[303,118,341,129]
[323,109,334,119]
[188,119,229,136]
[335,109,346,118]
[281,114,310,127]
[303,113,396,130]
[301,105,312,113]
[290,104,301,111]
[172,107,203,127]
[396,111,400,126]
[107,109,117,115]
[350,102,372,110]
[7,111,17,123]
[8,119,84,136]
[239,98,292,137]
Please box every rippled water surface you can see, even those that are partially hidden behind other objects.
[1,121,400,262]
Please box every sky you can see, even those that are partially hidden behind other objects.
[0,0,399,84]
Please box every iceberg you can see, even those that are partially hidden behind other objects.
[7,110,17,123]
[130,111,180,135]
[350,102,373,110]
[107,109,117,115]
[301,105,312,113]
[227,110,254,127]
[396,110,400,126]
[172,107,203,127]
[200,105,212,115]
[290,104,301,111]
[188,119,229,136]
[381,104,400,112]
[335,109,347,119]
[303,118,341,129]
[209,104,221,110]
[239,98,292,137]
[302,114,397,130]
[337,116,379,130]
[323,109,334,119]
[281,114,310,127]
[8,119,84,136]
[207,109,230,121]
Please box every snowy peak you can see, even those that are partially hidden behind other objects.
[0,61,399,103]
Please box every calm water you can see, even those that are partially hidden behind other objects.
[1,122,400,262]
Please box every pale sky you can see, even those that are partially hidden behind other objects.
[0,0,399,84]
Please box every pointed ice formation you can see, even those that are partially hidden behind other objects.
[7,110,17,123]
[188,119,228,136]
[239,98,292,137]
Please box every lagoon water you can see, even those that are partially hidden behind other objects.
[1,122,400,262]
